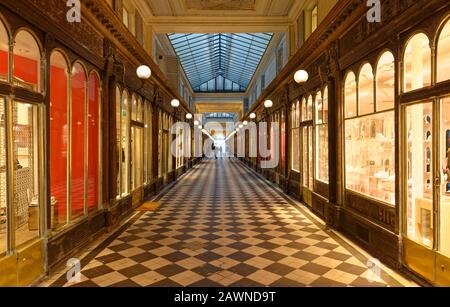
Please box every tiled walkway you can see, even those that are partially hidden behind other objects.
[43,159,414,287]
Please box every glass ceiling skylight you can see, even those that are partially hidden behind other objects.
[167,33,273,92]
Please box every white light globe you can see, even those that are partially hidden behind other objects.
[239,124,244,129]
[136,65,151,79]
[194,120,199,126]
[186,113,193,120]
[236,128,240,132]
[171,99,180,108]
[249,113,256,119]
[198,125,203,129]
[264,100,273,108]
[294,70,309,84]
[243,121,248,126]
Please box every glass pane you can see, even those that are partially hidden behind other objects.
[0,98,6,255]
[88,73,100,211]
[292,128,299,172]
[437,21,450,83]
[345,112,396,204]
[440,97,450,256]
[406,102,433,247]
[307,96,313,120]
[345,72,357,118]
[121,91,130,195]
[115,87,121,198]
[132,127,143,189]
[302,126,308,187]
[376,52,395,111]
[301,98,307,121]
[14,31,40,92]
[131,95,137,121]
[13,102,40,246]
[323,87,329,123]
[308,126,313,188]
[0,21,8,82]
[50,52,68,229]
[316,92,323,124]
[316,124,329,183]
[404,34,431,92]
[358,63,374,116]
[137,98,143,122]
[71,63,86,220]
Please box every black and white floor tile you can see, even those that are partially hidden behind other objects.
[42,159,415,287]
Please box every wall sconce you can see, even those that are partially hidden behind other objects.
[136,65,152,80]
[171,99,180,108]
[186,113,193,120]
[294,69,309,84]
[249,113,256,119]
[264,100,273,108]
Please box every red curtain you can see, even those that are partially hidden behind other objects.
[71,63,86,219]
[88,73,99,211]
[50,53,68,226]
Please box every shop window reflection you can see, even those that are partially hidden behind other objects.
[406,102,433,247]
[345,72,357,118]
[376,51,395,111]
[291,101,300,172]
[358,64,374,116]
[13,101,40,247]
[403,33,431,92]
[315,88,329,184]
[50,51,69,229]
[0,98,6,255]
[88,72,100,211]
[115,87,121,198]
[121,90,130,196]
[440,97,450,256]
[71,63,86,220]
[437,20,450,83]
[13,31,40,92]
[0,21,8,82]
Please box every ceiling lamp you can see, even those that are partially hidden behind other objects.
[249,113,256,119]
[194,120,199,126]
[264,100,273,108]
[171,99,180,108]
[239,124,244,129]
[186,113,193,120]
[243,121,248,126]
[198,125,203,129]
[136,65,152,80]
[236,128,240,132]
[294,69,309,84]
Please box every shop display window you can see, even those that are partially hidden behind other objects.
[121,90,130,196]
[291,101,300,172]
[88,72,100,211]
[315,88,329,183]
[376,52,395,111]
[115,87,121,198]
[345,112,395,204]
[0,98,6,255]
[131,96,144,190]
[403,33,431,92]
[13,31,40,92]
[50,51,69,229]
[71,63,86,220]
[144,101,152,184]
[358,64,374,116]
[344,55,396,205]
[345,72,357,118]
[440,97,450,256]
[13,101,40,247]
[437,20,450,83]
[0,21,8,82]
[406,102,433,247]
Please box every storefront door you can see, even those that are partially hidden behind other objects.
[402,98,450,286]
[0,99,45,286]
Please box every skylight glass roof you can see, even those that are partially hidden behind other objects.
[168,33,273,92]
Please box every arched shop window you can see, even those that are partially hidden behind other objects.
[344,57,396,205]
[0,20,8,82]
[315,87,329,183]
[88,72,100,211]
[358,63,374,116]
[13,30,40,92]
[376,51,395,111]
[115,86,121,198]
[291,101,300,172]
[121,90,130,196]
[50,51,69,229]
[0,20,9,255]
[344,71,357,118]
[437,19,450,83]
[71,62,86,220]
[403,33,431,92]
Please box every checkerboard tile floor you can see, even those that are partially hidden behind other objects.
[44,159,414,287]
